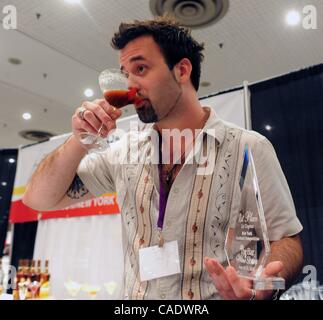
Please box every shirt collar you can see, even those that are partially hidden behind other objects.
[201,106,225,146]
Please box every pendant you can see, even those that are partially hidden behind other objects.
[166,173,171,184]
[158,229,165,247]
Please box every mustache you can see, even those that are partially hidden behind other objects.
[136,91,148,100]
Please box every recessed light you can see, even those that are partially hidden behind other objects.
[286,10,301,26]
[22,113,32,120]
[84,88,94,98]
[265,125,272,131]
[8,158,15,163]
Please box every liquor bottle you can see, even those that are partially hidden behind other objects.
[35,260,42,298]
[30,260,37,282]
[36,260,41,281]
[0,259,4,296]
[13,281,20,300]
[12,260,19,300]
[16,259,24,283]
[39,260,50,299]
[43,260,50,282]
[24,260,32,299]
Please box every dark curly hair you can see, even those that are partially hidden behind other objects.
[111,15,205,91]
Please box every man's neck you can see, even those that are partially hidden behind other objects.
[155,94,206,134]
[155,93,209,165]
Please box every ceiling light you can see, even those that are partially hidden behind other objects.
[84,88,94,98]
[1,182,7,187]
[286,10,301,26]
[22,113,32,120]
[265,125,272,131]
[8,158,15,163]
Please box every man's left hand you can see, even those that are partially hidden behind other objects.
[204,257,284,300]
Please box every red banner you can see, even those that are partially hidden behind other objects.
[9,193,120,223]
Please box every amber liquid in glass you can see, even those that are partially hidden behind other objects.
[104,88,139,108]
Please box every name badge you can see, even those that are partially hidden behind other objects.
[139,241,181,282]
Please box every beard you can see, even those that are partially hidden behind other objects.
[135,71,182,123]
[136,102,158,123]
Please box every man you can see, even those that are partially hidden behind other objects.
[23,16,303,300]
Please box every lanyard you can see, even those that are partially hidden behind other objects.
[157,136,167,247]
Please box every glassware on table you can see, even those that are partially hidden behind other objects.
[103,281,118,297]
[18,281,28,300]
[79,68,140,152]
[81,284,101,300]
[28,281,41,300]
[64,280,82,299]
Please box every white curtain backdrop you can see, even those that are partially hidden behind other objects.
[200,89,246,128]
[33,214,123,300]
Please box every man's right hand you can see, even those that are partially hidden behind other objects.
[72,99,123,144]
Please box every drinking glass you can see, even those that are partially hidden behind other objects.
[103,281,118,297]
[81,284,101,300]
[28,281,40,299]
[18,282,28,300]
[79,68,139,151]
[64,280,82,299]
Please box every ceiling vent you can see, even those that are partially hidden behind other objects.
[19,130,55,142]
[150,0,229,28]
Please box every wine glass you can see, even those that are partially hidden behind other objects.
[64,280,82,299]
[18,281,28,300]
[28,281,41,300]
[78,68,139,152]
[81,283,101,300]
[103,281,118,298]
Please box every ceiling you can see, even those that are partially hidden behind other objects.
[0,0,322,148]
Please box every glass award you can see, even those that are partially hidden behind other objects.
[224,144,285,290]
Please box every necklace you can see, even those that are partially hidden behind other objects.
[161,108,210,188]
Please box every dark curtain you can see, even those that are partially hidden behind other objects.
[0,149,18,257]
[5,221,38,293]
[250,64,323,284]
[0,149,38,292]
[10,221,38,267]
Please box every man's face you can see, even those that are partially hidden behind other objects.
[119,36,182,123]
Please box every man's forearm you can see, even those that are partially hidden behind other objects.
[269,235,304,287]
[23,135,88,211]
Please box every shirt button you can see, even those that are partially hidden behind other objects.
[160,293,166,299]
[166,221,172,227]
[173,188,179,193]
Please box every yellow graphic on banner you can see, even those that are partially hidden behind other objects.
[13,186,26,196]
